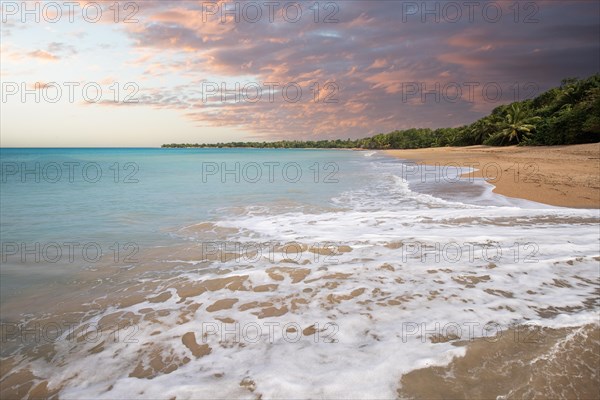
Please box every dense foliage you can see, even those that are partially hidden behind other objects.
[163,74,600,149]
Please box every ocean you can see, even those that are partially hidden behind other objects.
[1,148,598,398]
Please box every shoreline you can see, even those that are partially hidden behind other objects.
[384,143,600,209]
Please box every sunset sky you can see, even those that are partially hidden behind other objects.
[1,0,599,147]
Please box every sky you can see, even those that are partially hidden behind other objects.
[1,0,599,147]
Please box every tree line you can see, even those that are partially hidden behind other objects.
[162,74,599,149]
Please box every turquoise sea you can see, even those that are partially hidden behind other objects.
[1,148,366,300]
[1,148,598,398]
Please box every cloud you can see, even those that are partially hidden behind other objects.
[103,0,600,140]
[47,42,78,56]
[27,82,56,89]
[27,50,59,61]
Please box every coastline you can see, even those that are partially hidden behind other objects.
[384,143,600,208]
[2,148,600,398]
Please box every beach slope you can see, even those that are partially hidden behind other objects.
[385,143,600,208]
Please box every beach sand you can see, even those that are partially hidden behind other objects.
[398,324,600,399]
[385,143,600,208]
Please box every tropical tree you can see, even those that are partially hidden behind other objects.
[468,118,496,144]
[492,103,541,144]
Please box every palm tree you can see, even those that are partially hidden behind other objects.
[469,118,496,144]
[495,104,541,144]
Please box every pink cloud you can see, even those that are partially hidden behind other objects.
[28,50,58,61]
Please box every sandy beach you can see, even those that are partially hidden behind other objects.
[385,143,600,208]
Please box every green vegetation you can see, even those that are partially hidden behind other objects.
[162,74,600,149]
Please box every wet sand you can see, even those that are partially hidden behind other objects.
[399,324,600,399]
[385,143,600,208]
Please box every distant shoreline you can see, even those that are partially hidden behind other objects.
[384,143,600,209]
[159,146,366,150]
